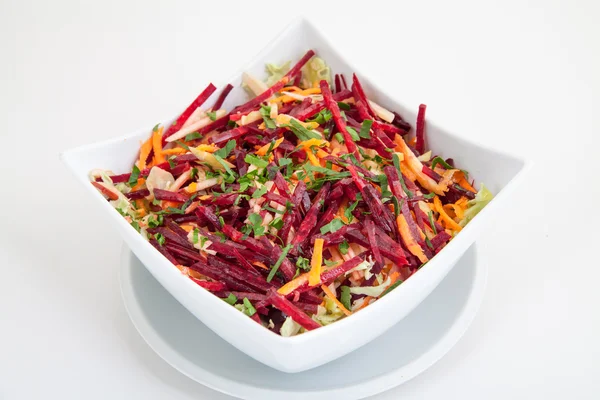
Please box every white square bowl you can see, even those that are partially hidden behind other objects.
[61,18,530,373]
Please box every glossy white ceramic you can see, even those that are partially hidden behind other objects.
[120,243,486,399]
[61,18,529,372]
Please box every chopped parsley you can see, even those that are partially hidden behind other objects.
[245,153,269,168]
[340,286,352,311]
[154,233,166,245]
[206,111,217,121]
[320,218,344,234]
[259,105,277,129]
[184,132,202,141]
[224,293,238,305]
[339,240,349,255]
[267,244,292,282]
[127,165,141,186]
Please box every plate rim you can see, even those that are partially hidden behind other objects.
[119,243,487,400]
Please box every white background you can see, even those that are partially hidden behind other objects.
[1,0,599,398]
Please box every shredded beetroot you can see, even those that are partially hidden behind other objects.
[351,74,376,118]
[320,80,358,156]
[191,278,227,292]
[149,238,178,265]
[211,84,233,111]
[153,189,188,203]
[415,104,426,154]
[284,49,315,81]
[266,289,321,331]
[91,50,486,336]
[163,83,217,143]
[290,182,331,253]
[209,125,250,145]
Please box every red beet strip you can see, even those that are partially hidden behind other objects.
[351,74,376,118]
[266,289,321,331]
[320,80,358,156]
[211,84,233,110]
[415,104,426,154]
[163,83,217,143]
[290,182,331,253]
[210,125,250,145]
[153,188,188,203]
[190,278,227,292]
[149,238,178,265]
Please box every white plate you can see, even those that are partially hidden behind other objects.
[119,243,486,400]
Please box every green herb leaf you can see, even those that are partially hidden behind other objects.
[340,286,352,311]
[359,119,373,139]
[245,154,269,168]
[154,233,166,246]
[224,293,238,305]
[206,111,217,121]
[344,199,360,221]
[176,141,190,151]
[295,256,310,271]
[339,240,349,255]
[392,153,414,198]
[423,192,436,200]
[130,221,141,232]
[227,120,237,128]
[184,131,203,141]
[252,185,268,199]
[168,158,177,168]
[269,217,284,230]
[246,213,265,237]
[337,101,351,111]
[425,236,434,250]
[128,165,141,186]
[152,123,160,132]
[147,214,163,228]
[243,298,257,316]
[259,106,277,129]
[263,205,284,214]
[152,198,161,206]
[427,211,437,234]
[267,244,292,282]
[190,167,198,180]
[391,196,400,218]
[287,119,322,141]
[308,109,332,125]
[192,228,199,244]
[346,126,360,142]
[214,139,236,159]
[380,280,403,297]
[320,218,345,234]
[213,154,236,178]
[334,132,344,143]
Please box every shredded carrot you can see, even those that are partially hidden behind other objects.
[278,273,308,295]
[400,161,418,182]
[299,138,329,149]
[256,137,284,156]
[433,196,462,231]
[457,174,477,193]
[185,182,198,193]
[162,200,182,210]
[358,297,372,311]
[179,224,195,232]
[306,150,321,166]
[131,178,146,191]
[152,127,166,164]
[321,284,352,316]
[138,135,153,170]
[408,137,417,146]
[278,86,302,93]
[397,214,429,263]
[308,238,324,286]
[162,148,188,155]
[275,88,322,103]
[252,261,269,270]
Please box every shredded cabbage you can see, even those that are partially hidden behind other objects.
[312,299,344,326]
[459,184,493,227]
[345,257,375,280]
[146,167,175,195]
[349,276,392,297]
[265,61,291,86]
[301,57,331,88]
[280,316,302,337]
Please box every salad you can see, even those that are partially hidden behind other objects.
[91,50,492,336]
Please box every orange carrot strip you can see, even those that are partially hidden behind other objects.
[152,127,166,164]
[434,196,462,231]
[321,284,352,316]
[252,261,269,270]
[138,135,153,170]
[397,214,429,263]
[162,148,188,155]
[308,238,324,286]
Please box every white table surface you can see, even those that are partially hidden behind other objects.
[1,0,599,398]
